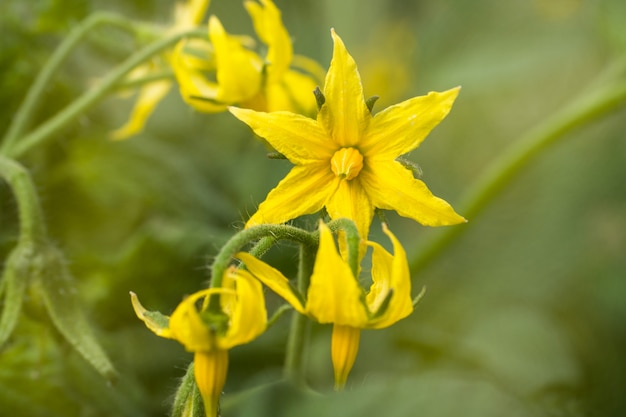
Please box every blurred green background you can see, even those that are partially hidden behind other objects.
[1,0,625,416]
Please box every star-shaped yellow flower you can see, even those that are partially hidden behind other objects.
[236,221,420,389]
[130,266,266,417]
[230,29,465,239]
[174,0,323,114]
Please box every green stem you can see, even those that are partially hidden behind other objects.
[114,70,175,91]
[3,27,207,159]
[409,81,626,272]
[283,244,315,385]
[210,224,317,289]
[0,155,48,244]
[326,218,360,277]
[1,12,137,153]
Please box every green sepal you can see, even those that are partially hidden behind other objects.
[412,286,427,307]
[365,95,379,113]
[370,289,394,320]
[267,304,293,329]
[397,157,423,178]
[34,244,118,382]
[172,362,205,417]
[313,86,326,111]
[267,151,287,159]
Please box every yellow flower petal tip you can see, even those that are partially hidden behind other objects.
[129,291,172,338]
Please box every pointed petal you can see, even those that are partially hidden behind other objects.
[235,252,306,314]
[173,0,210,29]
[111,80,172,140]
[291,54,326,86]
[172,40,227,113]
[229,107,333,164]
[193,350,228,417]
[209,16,263,104]
[325,178,374,240]
[317,29,371,147]
[246,164,337,227]
[265,70,319,115]
[331,324,361,390]
[244,0,292,82]
[363,87,460,159]
[307,223,368,326]
[361,160,466,226]
[130,292,173,339]
[366,224,413,329]
[222,268,267,348]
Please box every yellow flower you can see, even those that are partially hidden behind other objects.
[229,29,465,239]
[236,221,420,389]
[174,0,323,114]
[130,266,266,417]
[111,0,210,140]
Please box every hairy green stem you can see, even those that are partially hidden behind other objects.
[1,12,137,153]
[409,81,626,272]
[0,155,48,244]
[210,224,316,289]
[283,244,315,385]
[326,218,360,277]
[4,27,206,159]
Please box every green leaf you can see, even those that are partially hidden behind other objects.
[0,244,31,346]
[35,244,117,381]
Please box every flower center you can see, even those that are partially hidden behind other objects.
[331,148,364,180]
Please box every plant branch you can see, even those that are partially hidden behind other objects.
[4,27,206,159]
[409,80,626,272]
[1,11,137,153]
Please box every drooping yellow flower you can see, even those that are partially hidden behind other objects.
[229,29,465,239]
[111,0,210,140]
[173,0,323,115]
[130,266,266,417]
[236,221,420,389]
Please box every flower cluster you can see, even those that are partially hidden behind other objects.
[129,1,464,416]
[113,0,322,140]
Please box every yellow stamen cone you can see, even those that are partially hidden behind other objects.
[331,324,361,390]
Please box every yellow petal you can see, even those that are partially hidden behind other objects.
[193,350,228,417]
[324,178,374,240]
[173,0,211,30]
[244,0,292,83]
[169,288,233,352]
[130,292,174,339]
[361,160,466,226]
[317,29,370,148]
[291,54,326,86]
[366,223,413,329]
[265,70,319,115]
[222,268,267,349]
[307,223,368,326]
[246,164,338,228]
[172,40,227,113]
[110,79,172,140]
[228,107,334,164]
[331,324,361,390]
[363,87,461,159]
[209,16,263,104]
[235,252,306,314]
